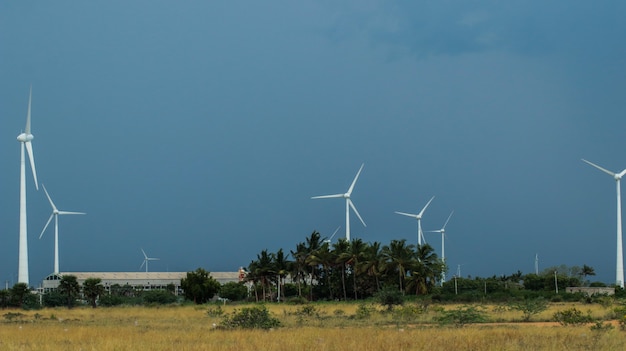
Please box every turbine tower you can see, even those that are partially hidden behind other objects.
[140,249,159,272]
[39,184,86,274]
[311,164,366,241]
[16,86,38,285]
[582,158,626,288]
[427,210,454,285]
[395,196,435,246]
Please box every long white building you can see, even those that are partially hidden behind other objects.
[40,271,243,294]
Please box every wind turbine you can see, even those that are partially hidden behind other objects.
[582,158,626,288]
[324,226,341,244]
[395,196,435,246]
[39,184,86,274]
[426,210,454,285]
[311,164,366,241]
[140,249,159,272]
[16,86,38,285]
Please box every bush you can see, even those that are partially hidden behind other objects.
[98,295,124,307]
[221,306,281,329]
[354,303,374,320]
[142,290,177,305]
[436,305,488,327]
[509,298,548,322]
[219,282,248,301]
[552,307,593,326]
[375,286,404,311]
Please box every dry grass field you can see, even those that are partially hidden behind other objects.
[0,302,624,350]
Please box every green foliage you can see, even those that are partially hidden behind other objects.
[181,268,221,304]
[375,285,404,311]
[590,320,614,332]
[219,282,248,301]
[142,290,177,305]
[3,312,25,321]
[42,291,66,307]
[206,305,225,317]
[58,275,80,308]
[509,298,548,322]
[436,305,488,327]
[552,307,593,326]
[392,304,424,321]
[83,278,106,308]
[295,304,319,317]
[98,294,124,307]
[354,303,374,319]
[221,305,281,329]
[10,283,31,308]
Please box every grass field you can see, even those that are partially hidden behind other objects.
[0,302,624,350]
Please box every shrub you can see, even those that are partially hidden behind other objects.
[207,305,224,317]
[354,303,374,319]
[219,282,248,301]
[436,305,488,327]
[375,286,404,311]
[509,298,548,322]
[98,295,124,307]
[392,304,424,321]
[552,308,593,326]
[142,290,177,305]
[221,306,281,329]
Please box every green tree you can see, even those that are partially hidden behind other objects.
[582,264,596,286]
[340,238,367,300]
[58,275,80,308]
[83,278,106,308]
[9,283,31,308]
[382,239,416,294]
[407,244,441,295]
[359,241,384,294]
[180,268,220,304]
[219,282,249,301]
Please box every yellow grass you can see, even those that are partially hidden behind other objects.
[0,302,624,351]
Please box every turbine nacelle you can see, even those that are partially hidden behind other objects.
[17,133,33,142]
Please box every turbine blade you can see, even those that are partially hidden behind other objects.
[25,141,38,190]
[581,159,616,177]
[395,211,418,218]
[442,210,454,229]
[426,230,442,233]
[42,184,58,211]
[330,226,341,240]
[39,213,54,239]
[58,211,86,215]
[140,260,145,269]
[25,85,32,134]
[418,196,435,217]
[619,169,626,178]
[348,199,366,227]
[347,163,364,195]
[141,248,148,259]
[311,194,344,199]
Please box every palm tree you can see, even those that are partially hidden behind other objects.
[304,231,323,300]
[83,277,106,308]
[333,239,351,300]
[307,242,335,300]
[340,238,367,300]
[582,264,596,286]
[358,241,384,294]
[58,275,80,308]
[407,244,440,295]
[273,249,290,302]
[382,239,416,294]
[290,242,308,297]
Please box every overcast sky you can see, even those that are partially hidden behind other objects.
[2,1,626,287]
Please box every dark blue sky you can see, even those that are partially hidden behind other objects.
[2,1,626,287]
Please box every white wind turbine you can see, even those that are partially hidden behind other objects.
[324,226,341,244]
[426,210,454,285]
[312,164,366,241]
[39,184,86,274]
[140,249,159,272]
[582,158,626,288]
[16,86,38,285]
[395,196,435,246]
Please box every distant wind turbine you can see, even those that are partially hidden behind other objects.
[581,158,626,288]
[312,164,366,241]
[427,210,454,285]
[140,249,159,272]
[39,184,86,274]
[324,226,341,244]
[16,86,38,285]
[395,196,435,246]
